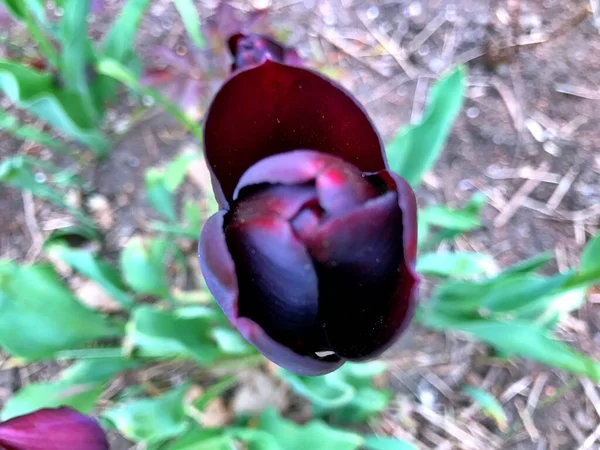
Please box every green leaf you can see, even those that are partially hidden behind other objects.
[172,0,205,48]
[581,233,600,274]
[120,237,170,297]
[164,152,199,192]
[387,66,466,187]
[0,109,75,156]
[166,428,238,450]
[96,58,205,142]
[193,376,237,412]
[462,385,507,431]
[46,242,135,309]
[0,381,103,421]
[145,168,177,222]
[102,0,150,63]
[211,327,254,355]
[279,362,389,423]
[2,0,45,23]
[500,253,554,276]
[0,156,95,229]
[0,62,108,154]
[480,273,571,314]
[420,199,483,232]
[0,262,121,360]
[258,409,364,450]
[127,306,221,364]
[58,0,95,99]
[168,427,281,450]
[61,358,140,384]
[417,251,498,278]
[103,384,190,444]
[423,316,600,381]
[364,436,418,450]
[335,387,391,423]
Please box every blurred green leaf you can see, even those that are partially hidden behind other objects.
[0,110,74,156]
[58,0,95,101]
[480,273,571,314]
[1,381,103,421]
[168,427,281,450]
[0,261,121,360]
[420,196,484,232]
[146,168,177,222]
[193,376,237,412]
[1,0,45,24]
[96,58,205,142]
[581,233,600,273]
[279,362,389,423]
[127,306,221,365]
[173,0,205,48]
[61,358,140,384]
[387,66,466,187]
[462,385,507,431]
[364,436,418,450]
[164,152,199,192]
[0,156,95,229]
[102,0,150,63]
[501,253,554,277]
[211,327,254,356]
[421,315,600,381]
[46,242,134,309]
[166,428,238,450]
[120,237,170,297]
[417,251,498,278]
[258,409,364,450]
[0,62,108,154]
[103,384,189,444]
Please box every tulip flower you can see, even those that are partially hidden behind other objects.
[199,33,419,376]
[0,407,109,450]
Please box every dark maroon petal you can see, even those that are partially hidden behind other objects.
[237,317,343,376]
[0,407,109,450]
[204,61,385,204]
[234,150,339,200]
[306,192,417,360]
[232,183,318,223]
[198,210,239,321]
[372,170,418,266]
[226,216,321,344]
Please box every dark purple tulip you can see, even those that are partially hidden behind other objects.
[198,34,419,376]
[0,407,109,450]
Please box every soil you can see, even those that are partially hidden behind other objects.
[1,0,599,449]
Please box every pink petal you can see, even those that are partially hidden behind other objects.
[0,407,109,450]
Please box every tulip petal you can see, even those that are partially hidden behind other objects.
[371,170,418,266]
[307,192,417,359]
[234,150,338,200]
[236,317,343,376]
[198,210,239,321]
[233,183,318,222]
[204,61,385,203]
[226,216,325,352]
[0,407,109,450]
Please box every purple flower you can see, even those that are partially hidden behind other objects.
[198,34,419,376]
[0,407,109,450]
